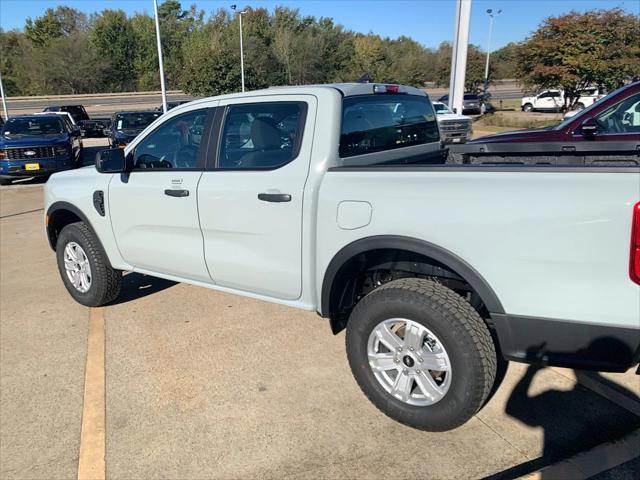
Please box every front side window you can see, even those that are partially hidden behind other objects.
[595,92,640,134]
[132,109,209,169]
[340,95,439,158]
[218,102,306,169]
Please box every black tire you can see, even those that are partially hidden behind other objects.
[522,103,533,112]
[56,222,122,307]
[0,178,13,186]
[346,278,497,431]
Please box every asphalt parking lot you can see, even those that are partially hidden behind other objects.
[1,140,639,479]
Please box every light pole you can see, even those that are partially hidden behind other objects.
[231,5,247,92]
[0,71,8,120]
[449,0,472,116]
[153,0,168,113]
[483,8,501,96]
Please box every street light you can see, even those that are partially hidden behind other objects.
[231,5,247,92]
[153,0,168,113]
[483,8,501,96]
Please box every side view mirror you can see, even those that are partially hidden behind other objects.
[580,117,598,136]
[95,148,131,173]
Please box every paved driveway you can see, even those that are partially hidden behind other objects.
[1,177,638,479]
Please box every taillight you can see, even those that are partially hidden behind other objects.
[631,202,640,285]
[373,84,401,94]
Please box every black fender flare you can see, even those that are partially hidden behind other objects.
[320,235,505,317]
[46,201,98,251]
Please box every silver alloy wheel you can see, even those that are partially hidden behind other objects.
[367,318,452,406]
[63,242,92,293]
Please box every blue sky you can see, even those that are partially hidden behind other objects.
[1,0,638,49]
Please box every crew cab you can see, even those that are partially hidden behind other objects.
[521,87,606,112]
[106,110,161,148]
[0,115,82,185]
[43,105,106,137]
[451,81,640,165]
[44,83,640,432]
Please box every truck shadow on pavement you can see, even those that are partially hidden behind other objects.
[108,273,177,306]
[483,339,640,480]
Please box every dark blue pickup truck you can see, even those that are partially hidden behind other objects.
[0,115,82,185]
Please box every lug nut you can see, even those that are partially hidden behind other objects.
[418,357,423,363]
[403,368,408,375]
[397,347,402,352]
[409,347,414,351]
[416,370,421,374]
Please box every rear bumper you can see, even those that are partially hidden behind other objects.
[492,313,640,372]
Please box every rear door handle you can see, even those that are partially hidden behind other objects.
[164,189,189,197]
[258,193,291,203]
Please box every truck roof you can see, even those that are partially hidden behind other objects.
[182,83,427,108]
[267,83,427,97]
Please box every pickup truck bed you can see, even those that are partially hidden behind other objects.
[43,83,640,431]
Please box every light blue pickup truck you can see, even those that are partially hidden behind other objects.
[44,83,640,431]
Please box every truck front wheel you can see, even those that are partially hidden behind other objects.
[522,103,533,112]
[345,278,497,431]
[56,222,122,307]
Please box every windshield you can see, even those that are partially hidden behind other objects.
[2,117,64,135]
[554,84,630,130]
[115,112,160,131]
[434,103,453,114]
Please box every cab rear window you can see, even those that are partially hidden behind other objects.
[340,95,439,158]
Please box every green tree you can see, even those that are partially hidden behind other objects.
[25,6,87,47]
[130,14,159,90]
[90,9,136,91]
[491,42,518,80]
[433,42,489,92]
[516,8,640,109]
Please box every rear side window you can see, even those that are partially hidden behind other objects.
[218,102,306,169]
[340,95,439,158]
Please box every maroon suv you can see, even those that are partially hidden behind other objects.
[449,81,640,166]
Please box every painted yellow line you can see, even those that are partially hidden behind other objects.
[77,307,106,480]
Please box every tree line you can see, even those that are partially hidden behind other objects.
[0,2,637,99]
[0,1,509,97]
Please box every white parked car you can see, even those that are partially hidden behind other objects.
[44,83,640,432]
[521,87,606,112]
[432,102,473,144]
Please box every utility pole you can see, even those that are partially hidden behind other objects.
[231,5,247,92]
[153,0,168,113]
[0,71,8,120]
[449,0,472,115]
[483,9,501,96]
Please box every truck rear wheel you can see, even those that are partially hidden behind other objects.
[56,222,122,307]
[345,278,496,431]
[522,103,533,112]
